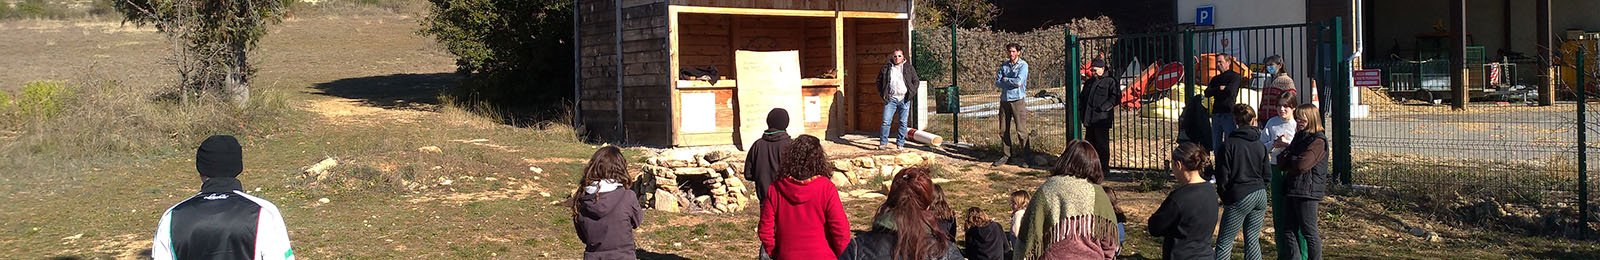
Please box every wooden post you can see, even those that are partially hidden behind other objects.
[668,8,680,144]
[614,0,628,141]
[836,7,847,131]
[1537,0,1555,106]
[1449,0,1468,110]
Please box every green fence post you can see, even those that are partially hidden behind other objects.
[1579,48,1588,239]
[1332,17,1353,186]
[950,21,960,144]
[1068,29,1082,140]
[1183,29,1195,107]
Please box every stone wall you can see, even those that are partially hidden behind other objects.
[637,149,940,213]
[826,152,939,191]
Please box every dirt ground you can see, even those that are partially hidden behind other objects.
[4,12,1600,260]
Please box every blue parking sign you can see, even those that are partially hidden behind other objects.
[1196,5,1214,26]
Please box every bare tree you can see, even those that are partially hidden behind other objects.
[114,0,290,106]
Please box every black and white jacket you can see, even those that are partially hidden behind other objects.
[152,178,294,260]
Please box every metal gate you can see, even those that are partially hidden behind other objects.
[1066,19,1337,173]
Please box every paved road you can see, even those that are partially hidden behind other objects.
[1350,109,1594,162]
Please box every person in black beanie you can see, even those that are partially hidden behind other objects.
[744,108,793,260]
[151,135,295,260]
[1079,58,1120,174]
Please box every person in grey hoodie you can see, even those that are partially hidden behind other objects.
[572,146,643,260]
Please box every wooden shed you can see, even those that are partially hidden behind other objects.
[574,0,916,147]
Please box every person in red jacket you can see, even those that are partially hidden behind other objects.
[758,135,852,259]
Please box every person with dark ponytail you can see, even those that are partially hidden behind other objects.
[1014,140,1120,259]
[1149,142,1220,260]
[1215,104,1270,260]
[571,146,643,260]
[839,167,963,260]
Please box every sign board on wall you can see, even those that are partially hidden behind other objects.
[1354,69,1382,87]
[1196,5,1215,26]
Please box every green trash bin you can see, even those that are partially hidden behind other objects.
[934,85,960,114]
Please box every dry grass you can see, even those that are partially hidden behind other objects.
[5,11,1600,260]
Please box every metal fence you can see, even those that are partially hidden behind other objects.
[1343,40,1596,236]
[1067,24,1321,172]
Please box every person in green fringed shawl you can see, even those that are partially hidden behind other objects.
[1014,140,1119,260]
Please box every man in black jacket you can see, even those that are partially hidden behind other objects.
[1080,59,1120,173]
[877,49,920,150]
[152,135,294,260]
[1204,53,1243,150]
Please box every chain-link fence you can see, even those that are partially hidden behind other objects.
[1346,35,1598,236]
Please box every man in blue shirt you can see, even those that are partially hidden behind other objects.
[994,43,1030,166]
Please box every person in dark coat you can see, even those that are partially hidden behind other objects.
[877,49,921,150]
[759,135,852,259]
[745,108,794,204]
[1214,104,1271,260]
[1277,104,1330,260]
[1178,95,1215,152]
[1204,53,1244,149]
[1080,58,1121,174]
[1149,142,1219,260]
[572,146,643,260]
[960,207,1009,260]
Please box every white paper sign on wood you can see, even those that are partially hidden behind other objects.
[735,50,804,151]
[680,92,717,133]
[804,96,823,123]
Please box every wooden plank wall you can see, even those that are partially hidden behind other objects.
[801,87,841,137]
[678,14,732,78]
[841,0,907,13]
[579,0,621,141]
[620,2,672,145]
[669,0,836,11]
[803,19,835,78]
[677,14,835,79]
[849,18,910,132]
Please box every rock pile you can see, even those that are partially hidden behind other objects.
[637,149,941,213]
[639,149,750,213]
[825,152,939,191]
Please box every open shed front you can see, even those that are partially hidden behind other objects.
[667,6,911,147]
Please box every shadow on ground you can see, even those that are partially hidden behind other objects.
[636,248,690,260]
[311,73,460,110]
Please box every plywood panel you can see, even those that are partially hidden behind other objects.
[735,50,804,150]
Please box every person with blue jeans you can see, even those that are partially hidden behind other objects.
[877,50,920,150]
[1205,53,1243,162]
[993,43,1029,166]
